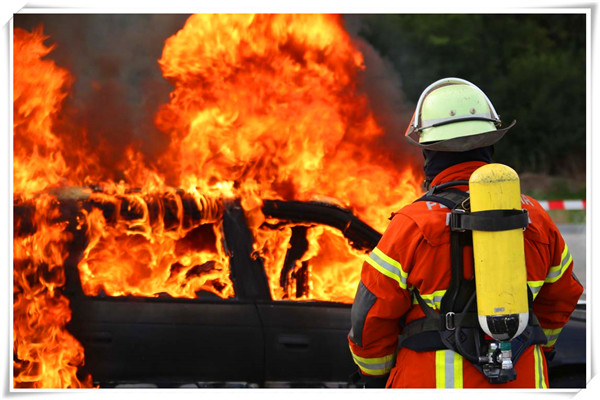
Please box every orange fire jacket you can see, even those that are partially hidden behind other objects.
[348,161,583,388]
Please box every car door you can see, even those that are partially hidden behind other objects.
[256,300,354,385]
[256,200,381,386]
[65,200,267,386]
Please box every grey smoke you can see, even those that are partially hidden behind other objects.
[344,15,420,163]
[13,14,420,175]
[13,14,190,173]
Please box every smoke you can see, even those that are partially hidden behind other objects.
[13,14,190,180]
[343,15,422,167]
[13,14,422,181]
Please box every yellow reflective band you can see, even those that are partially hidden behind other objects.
[349,346,395,376]
[435,350,463,388]
[527,280,544,300]
[534,345,548,388]
[435,351,445,388]
[412,289,447,310]
[542,327,563,347]
[364,247,408,289]
[453,352,463,388]
[545,244,573,283]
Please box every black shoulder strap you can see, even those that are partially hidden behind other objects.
[404,182,547,381]
[414,180,469,209]
[415,189,469,210]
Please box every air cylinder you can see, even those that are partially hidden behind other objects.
[469,163,529,341]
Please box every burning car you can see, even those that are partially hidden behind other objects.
[14,191,585,388]
[12,14,585,389]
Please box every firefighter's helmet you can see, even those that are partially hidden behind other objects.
[405,77,516,152]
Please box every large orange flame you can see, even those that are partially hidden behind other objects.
[155,14,420,301]
[156,14,419,229]
[13,27,92,388]
[13,27,71,197]
[13,15,421,388]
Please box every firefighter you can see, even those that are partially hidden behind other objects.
[348,77,583,388]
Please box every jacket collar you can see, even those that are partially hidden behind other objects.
[429,161,489,187]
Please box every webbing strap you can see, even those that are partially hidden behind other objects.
[452,209,529,232]
[402,289,481,352]
[415,189,469,210]
[407,182,547,379]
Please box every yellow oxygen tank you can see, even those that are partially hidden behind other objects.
[469,163,529,342]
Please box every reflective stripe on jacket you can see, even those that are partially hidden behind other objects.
[348,161,583,388]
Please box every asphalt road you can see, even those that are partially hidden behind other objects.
[558,224,586,301]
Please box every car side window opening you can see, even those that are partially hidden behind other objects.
[77,208,234,300]
[256,220,365,303]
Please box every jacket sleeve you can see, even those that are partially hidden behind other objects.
[532,220,584,352]
[348,213,422,376]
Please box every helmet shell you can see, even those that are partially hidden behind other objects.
[405,78,516,152]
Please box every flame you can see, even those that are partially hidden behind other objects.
[13,27,93,388]
[13,196,95,388]
[156,15,420,228]
[13,15,421,388]
[13,27,71,198]
[155,14,421,301]
[77,188,232,299]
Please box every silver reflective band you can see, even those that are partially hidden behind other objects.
[445,350,456,388]
[545,333,560,343]
[352,357,394,372]
[349,350,396,375]
[527,281,543,300]
[435,350,463,388]
[414,290,446,310]
[534,346,546,388]
[542,327,562,346]
[420,113,495,130]
[545,246,573,282]
[368,250,407,288]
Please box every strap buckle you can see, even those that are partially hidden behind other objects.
[450,209,467,232]
[445,312,456,330]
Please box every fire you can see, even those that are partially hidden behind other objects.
[77,188,232,299]
[13,27,92,388]
[155,14,420,301]
[156,15,418,228]
[256,223,368,303]
[13,26,71,198]
[13,14,421,388]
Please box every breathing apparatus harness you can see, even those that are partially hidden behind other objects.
[400,180,547,384]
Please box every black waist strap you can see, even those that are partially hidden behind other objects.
[402,307,543,353]
[402,311,480,338]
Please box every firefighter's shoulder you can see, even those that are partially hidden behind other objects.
[388,200,452,247]
[520,193,555,245]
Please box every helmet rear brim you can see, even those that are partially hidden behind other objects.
[406,120,516,152]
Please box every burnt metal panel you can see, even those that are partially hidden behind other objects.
[61,197,268,386]
[223,200,271,301]
[257,301,355,384]
[68,297,265,385]
[262,200,382,251]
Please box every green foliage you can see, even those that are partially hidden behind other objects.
[358,14,586,175]
[547,210,586,225]
[526,176,586,201]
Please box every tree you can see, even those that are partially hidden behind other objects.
[358,14,586,175]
